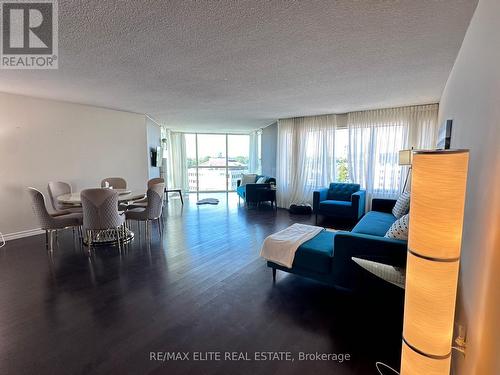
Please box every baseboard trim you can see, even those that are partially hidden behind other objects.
[3,228,44,242]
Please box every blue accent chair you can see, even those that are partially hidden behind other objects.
[236,175,276,206]
[313,183,366,224]
[267,198,407,292]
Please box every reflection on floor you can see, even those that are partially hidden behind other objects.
[0,192,404,375]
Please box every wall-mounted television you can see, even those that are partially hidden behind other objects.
[150,146,162,167]
[436,119,453,149]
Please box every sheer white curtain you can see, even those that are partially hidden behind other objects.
[407,104,440,149]
[348,104,438,208]
[248,130,261,174]
[277,115,337,208]
[166,130,188,192]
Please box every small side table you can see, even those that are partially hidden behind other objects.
[257,188,277,210]
[164,188,184,205]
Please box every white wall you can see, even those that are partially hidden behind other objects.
[438,0,500,373]
[146,117,162,179]
[0,92,150,239]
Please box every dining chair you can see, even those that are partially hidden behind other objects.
[27,187,83,251]
[47,181,82,214]
[125,183,165,241]
[127,178,165,209]
[100,177,127,189]
[81,188,126,252]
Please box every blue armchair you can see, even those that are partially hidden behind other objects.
[313,183,366,224]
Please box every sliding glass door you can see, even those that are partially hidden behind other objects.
[227,134,249,190]
[186,133,251,193]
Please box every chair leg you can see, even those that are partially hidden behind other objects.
[157,218,162,237]
[272,267,277,283]
[315,214,318,225]
[48,230,52,252]
[179,191,184,205]
[115,227,121,252]
[45,230,49,250]
[87,230,92,253]
[48,230,55,252]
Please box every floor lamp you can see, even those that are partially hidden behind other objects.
[401,150,469,375]
[399,149,412,192]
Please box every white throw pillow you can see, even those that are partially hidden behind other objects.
[240,174,257,186]
[385,214,409,240]
[256,176,267,184]
[392,191,411,218]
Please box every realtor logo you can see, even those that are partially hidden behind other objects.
[1,0,58,69]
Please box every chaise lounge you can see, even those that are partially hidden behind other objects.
[267,198,407,291]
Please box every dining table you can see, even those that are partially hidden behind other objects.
[57,189,146,205]
[57,189,146,246]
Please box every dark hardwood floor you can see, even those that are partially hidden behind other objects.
[0,193,404,375]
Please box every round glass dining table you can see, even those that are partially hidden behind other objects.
[57,189,145,205]
[57,189,146,246]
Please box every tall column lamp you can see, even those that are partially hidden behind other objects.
[401,149,469,375]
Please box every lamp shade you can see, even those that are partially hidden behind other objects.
[399,149,412,166]
[401,150,469,375]
[408,151,469,259]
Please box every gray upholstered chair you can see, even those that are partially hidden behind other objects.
[47,181,82,214]
[81,188,126,251]
[147,177,164,189]
[100,177,127,189]
[27,187,83,251]
[128,177,165,209]
[126,183,165,240]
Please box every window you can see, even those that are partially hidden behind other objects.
[371,124,406,196]
[228,135,249,190]
[334,128,349,182]
[186,134,198,192]
[185,133,251,193]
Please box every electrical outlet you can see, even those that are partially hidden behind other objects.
[454,324,467,355]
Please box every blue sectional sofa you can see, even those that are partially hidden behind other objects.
[313,183,366,224]
[267,198,407,291]
[236,175,276,205]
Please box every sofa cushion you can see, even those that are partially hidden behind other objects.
[392,191,411,218]
[352,211,398,237]
[319,200,353,216]
[240,174,257,186]
[294,230,335,274]
[385,213,409,240]
[327,183,360,201]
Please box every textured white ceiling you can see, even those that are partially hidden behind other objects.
[0,0,477,132]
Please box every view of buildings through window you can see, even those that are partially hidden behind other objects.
[186,133,252,192]
[183,128,400,194]
[335,128,349,182]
